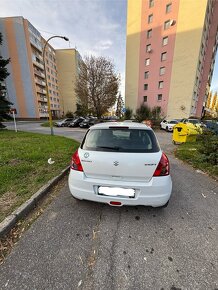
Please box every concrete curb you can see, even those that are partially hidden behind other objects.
[0,166,70,238]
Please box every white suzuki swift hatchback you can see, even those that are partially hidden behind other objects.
[68,122,172,208]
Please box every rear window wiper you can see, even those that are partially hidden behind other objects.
[96,146,122,151]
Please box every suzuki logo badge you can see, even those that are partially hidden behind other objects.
[113,161,119,166]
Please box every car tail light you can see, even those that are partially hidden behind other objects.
[110,201,122,206]
[153,153,170,176]
[71,149,83,172]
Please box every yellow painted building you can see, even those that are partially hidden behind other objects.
[206,90,218,116]
[56,49,81,115]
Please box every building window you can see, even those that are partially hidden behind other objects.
[164,20,171,30]
[157,94,162,101]
[147,29,152,39]
[166,3,172,13]
[162,36,168,46]
[144,96,148,102]
[198,60,201,71]
[145,58,150,66]
[149,0,154,8]
[144,71,149,79]
[158,81,164,89]
[144,84,148,90]
[160,67,165,75]
[161,52,167,61]
[146,44,152,52]
[148,14,153,23]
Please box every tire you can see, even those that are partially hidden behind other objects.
[157,201,169,209]
[71,194,83,201]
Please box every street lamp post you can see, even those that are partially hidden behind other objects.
[42,36,69,135]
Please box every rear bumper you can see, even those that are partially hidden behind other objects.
[68,170,172,207]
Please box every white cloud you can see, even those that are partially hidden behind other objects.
[94,40,113,51]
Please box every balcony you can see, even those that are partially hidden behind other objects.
[36,54,43,61]
[38,97,48,103]
[38,105,48,110]
[39,112,48,118]
[30,38,42,52]
[36,87,46,95]
[34,69,45,79]
[35,78,46,87]
[33,60,44,70]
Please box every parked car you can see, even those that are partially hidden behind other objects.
[79,117,98,128]
[103,116,119,122]
[160,119,178,132]
[88,118,104,127]
[180,118,206,129]
[79,118,92,128]
[54,118,74,127]
[203,120,218,134]
[68,122,172,208]
[68,117,85,127]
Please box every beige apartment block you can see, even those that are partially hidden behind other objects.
[56,49,82,115]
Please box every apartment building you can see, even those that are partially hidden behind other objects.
[43,40,61,118]
[0,16,62,119]
[125,0,218,119]
[56,49,81,115]
[205,90,218,116]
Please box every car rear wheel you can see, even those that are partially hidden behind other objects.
[157,200,169,209]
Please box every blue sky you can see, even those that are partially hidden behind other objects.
[211,56,218,93]
[0,0,218,96]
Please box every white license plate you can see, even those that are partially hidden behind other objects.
[98,186,135,197]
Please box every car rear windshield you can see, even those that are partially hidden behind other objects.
[81,128,160,153]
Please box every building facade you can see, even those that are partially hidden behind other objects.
[0,16,62,119]
[56,49,81,115]
[43,40,61,118]
[205,90,218,116]
[125,0,218,119]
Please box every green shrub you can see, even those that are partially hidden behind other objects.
[134,104,151,122]
[197,131,218,165]
[124,107,133,120]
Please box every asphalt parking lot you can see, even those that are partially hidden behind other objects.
[0,122,218,290]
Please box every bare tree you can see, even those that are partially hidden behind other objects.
[75,55,119,118]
